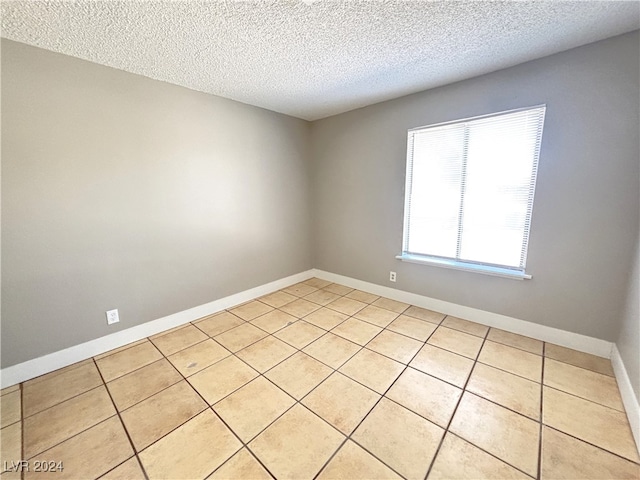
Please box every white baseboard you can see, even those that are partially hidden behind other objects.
[312,269,614,358]
[0,270,315,388]
[611,344,640,456]
[1,268,616,389]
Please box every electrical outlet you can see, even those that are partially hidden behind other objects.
[390,271,397,282]
[106,309,119,325]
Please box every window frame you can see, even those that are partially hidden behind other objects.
[397,105,546,280]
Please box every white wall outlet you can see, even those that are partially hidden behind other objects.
[106,309,119,325]
[390,271,397,282]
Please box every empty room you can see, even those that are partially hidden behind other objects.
[1,1,639,479]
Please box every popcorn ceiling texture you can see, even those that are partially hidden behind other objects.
[1,1,638,120]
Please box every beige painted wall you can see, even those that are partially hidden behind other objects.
[1,39,312,367]
[310,31,640,342]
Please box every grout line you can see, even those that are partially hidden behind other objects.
[473,358,542,384]
[487,338,544,357]
[191,315,246,338]
[444,431,537,480]
[154,346,251,463]
[133,455,148,480]
[334,323,445,479]
[93,358,150,480]
[108,361,184,412]
[543,384,631,415]
[423,325,489,480]
[20,382,24,480]
[315,319,447,480]
[96,455,141,480]
[537,342,546,480]
[542,424,640,466]
[17,359,92,386]
[20,383,106,421]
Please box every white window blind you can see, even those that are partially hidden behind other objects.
[401,105,546,276]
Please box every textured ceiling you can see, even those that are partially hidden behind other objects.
[1,1,639,121]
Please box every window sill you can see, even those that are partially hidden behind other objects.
[395,254,532,280]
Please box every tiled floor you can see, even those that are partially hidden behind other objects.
[1,278,639,479]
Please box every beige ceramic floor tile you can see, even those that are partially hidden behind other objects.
[259,290,297,308]
[149,324,188,340]
[139,410,241,480]
[354,305,399,327]
[188,355,258,405]
[23,362,102,418]
[542,386,639,463]
[99,457,146,480]
[410,344,474,388]
[167,338,230,377]
[450,392,540,477]
[372,297,409,314]
[230,301,274,321]
[274,320,325,349]
[387,315,437,341]
[24,386,116,459]
[0,385,19,396]
[441,316,489,338]
[150,325,208,356]
[326,297,367,316]
[302,372,380,435]
[236,336,296,373]
[24,417,133,480]
[466,363,541,420]
[317,440,402,480]
[121,380,207,451]
[427,326,484,359]
[429,433,531,480]
[403,306,445,324]
[0,391,21,428]
[250,309,297,333]
[303,277,333,289]
[386,367,462,428]
[1,468,21,479]
[339,348,404,394]
[304,289,341,306]
[1,422,21,471]
[544,358,623,411]
[195,311,244,337]
[282,282,318,297]
[541,426,640,480]
[214,377,294,442]
[107,358,182,411]
[265,352,333,400]
[345,290,380,304]
[322,283,354,296]
[304,308,348,330]
[487,328,543,355]
[331,318,382,346]
[249,404,344,480]
[353,398,444,480]
[366,330,423,364]
[214,323,268,352]
[280,298,322,318]
[303,333,361,369]
[544,343,614,376]
[209,448,272,480]
[96,341,163,382]
[95,341,147,361]
[478,341,542,382]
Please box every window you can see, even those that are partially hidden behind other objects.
[398,105,546,279]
